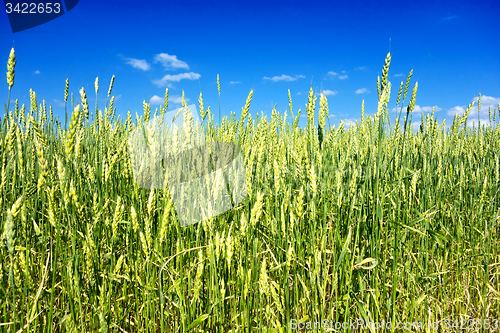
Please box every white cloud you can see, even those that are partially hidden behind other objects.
[229,81,241,84]
[34,70,40,74]
[447,96,499,118]
[296,75,306,78]
[393,73,404,77]
[392,105,442,114]
[340,118,358,127]
[53,99,65,107]
[322,90,338,96]
[149,95,164,105]
[126,58,151,71]
[115,94,122,101]
[355,88,368,94]
[297,92,301,95]
[168,95,188,104]
[447,106,465,116]
[153,53,189,70]
[149,94,189,105]
[467,119,495,128]
[355,66,368,70]
[263,75,297,82]
[411,121,422,131]
[152,72,201,87]
[328,71,347,79]
[472,95,500,106]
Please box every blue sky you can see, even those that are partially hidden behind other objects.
[1,0,499,130]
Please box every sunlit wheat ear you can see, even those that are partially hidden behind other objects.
[376,82,391,119]
[198,92,205,121]
[293,108,301,129]
[7,47,16,89]
[396,81,403,108]
[408,82,418,113]
[66,104,80,156]
[47,187,58,233]
[381,52,391,93]
[171,105,182,124]
[30,89,38,115]
[107,75,115,99]
[377,76,381,100]
[258,258,269,296]
[192,250,204,302]
[109,96,115,118]
[250,191,265,227]
[478,93,482,115]
[131,206,139,233]
[403,69,413,103]
[79,87,89,120]
[94,76,99,95]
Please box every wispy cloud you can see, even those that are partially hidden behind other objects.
[229,81,241,84]
[149,95,164,105]
[340,118,358,128]
[53,99,65,107]
[121,55,151,71]
[34,70,40,74]
[263,74,302,82]
[393,73,404,77]
[169,95,188,104]
[447,106,465,116]
[355,66,368,70]
[296,75,306,79]
[443,14,458,21]
[328,71,347,79]
[355,88,368,94]
[322,90,338,96]
[297,92,301,95]
[148,94,189,105]
[392,105,442,114]
[152,72,201,87]
[153,53,189,70]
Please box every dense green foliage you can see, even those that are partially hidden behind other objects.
[1,49,500,332]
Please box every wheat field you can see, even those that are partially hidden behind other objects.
[1,48,500,332]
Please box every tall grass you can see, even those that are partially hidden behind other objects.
[1,48,500,332]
